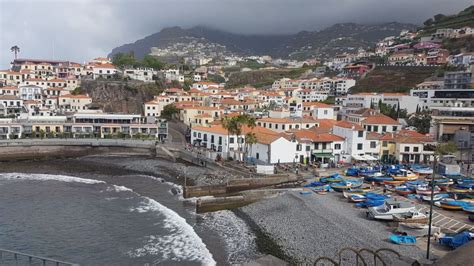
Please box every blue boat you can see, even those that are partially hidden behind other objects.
[462,205,474,213]
[300,191,312,195]
[390,235,416,245]
[345,168,359,176]
[439,231,474,249]
[356,199,385,208]
[320,173,344,183]
[364,192,387,201]
[304,181,325,187]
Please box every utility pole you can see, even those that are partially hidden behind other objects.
[426,154,437,260]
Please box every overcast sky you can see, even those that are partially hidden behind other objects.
[0,0,471,68]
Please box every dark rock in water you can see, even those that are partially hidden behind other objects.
[171,187,181,195]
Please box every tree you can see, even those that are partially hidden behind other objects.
[433,14,446,22]
[141,55,165,70]
[436,141,458,156]
[222,114,256,161]
[112,52,137,68]
[244,132,257,163]
[10,45,20,59]
[160,104,180,120]
[408,111,432,134]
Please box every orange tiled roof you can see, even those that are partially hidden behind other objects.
[362,114,400,125]
[335,121,364,131]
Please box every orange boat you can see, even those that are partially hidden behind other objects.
[383,180,405,185]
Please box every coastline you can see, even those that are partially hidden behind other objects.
[0,155,261,265]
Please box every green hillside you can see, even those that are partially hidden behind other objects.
[225,68,310,88]
[421,5,474,34]
[350,66,437,94]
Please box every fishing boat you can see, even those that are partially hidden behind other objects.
[342,188,369,199]
[439,199,468,210]
[462,205,474,213]
[367,199,415,220]
[393,210,428,224]
[395,186,415,196]
[320,173,344,183]
[345,168,359,177]
[416,185,441,195]
[448,186,472,193]
[350,194,367,202]
[422,193,450,202]
[389,234,416,245]
[439,231,474,249]
[383,180,406,185]
[397,223,440,237]
[356,199,385,208]
[364,192,387,201]
[365,174,393,183]
[391,169,418,181]
[411,165,433,176]
[330,181,352,192]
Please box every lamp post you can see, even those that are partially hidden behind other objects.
[426,154,437,260]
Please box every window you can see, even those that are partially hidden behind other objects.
[296,144,302,151]
[358,131,363,137]
[382,126,387,132]
[392,126,397,131]
[193,132,196,137]
[373,126,379,132]
[269,123,272,129]
[282,125,285,130]
[306,145,310,151]
[370,141,376,148]
[382,141,387,147]
[334,144,341,150]
[275,124,278,129]
[211,135,214,143]
[357,143,363,150]
[322,143,327,149]
[314,143,319,149]
[414,147,419,152]
[404,146,409,152]
[218,136,222,145]
[229,137,234,143]
[203,134,207,141]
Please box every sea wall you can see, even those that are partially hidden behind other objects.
[0,139,157,161]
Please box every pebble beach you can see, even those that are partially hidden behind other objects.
[239,191,427,264]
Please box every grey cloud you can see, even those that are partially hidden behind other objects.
[0,0,471,68]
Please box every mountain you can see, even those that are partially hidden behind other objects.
[109,22,416,60]
[420,5,474,35]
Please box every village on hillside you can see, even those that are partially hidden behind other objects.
[1,22,473,171]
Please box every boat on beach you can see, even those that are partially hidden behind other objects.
[393,210,428,224]
[395,186,415,196]
[416,185,441,195]
[367,199,415,220]
[462,205,474,213]
[389,234,416,245]
[350,194,367,202]
[411,165,433,176]
[422,193,450,202]
[397,223,440,237]
[438,199,469,210]
[320,173,344,183]
[383,180,406,185]
[391,169,418,181]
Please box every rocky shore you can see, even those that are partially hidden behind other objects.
[239,191,427,264]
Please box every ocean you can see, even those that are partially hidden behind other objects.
[0,172,259,265]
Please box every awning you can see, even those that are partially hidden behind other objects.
[313,153,334,158]
[352,154,365,161]
[363,155,378,161]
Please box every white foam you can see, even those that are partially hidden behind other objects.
[111,185,133,192]
[0,173,105,184]
[199,210,259,264]
[128,197,216,265]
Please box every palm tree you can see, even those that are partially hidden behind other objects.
[10,45,20,59]
[244,132,257,163]
[221,117,233,159]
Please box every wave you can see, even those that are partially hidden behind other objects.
[0,173,105,184]
[129,197,215,265]
[0,172,216,265]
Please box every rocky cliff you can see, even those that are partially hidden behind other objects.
[80,80,163,114]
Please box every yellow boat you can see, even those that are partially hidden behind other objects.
[391,169,418,181]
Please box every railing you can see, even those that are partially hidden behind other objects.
[0,248,78,265]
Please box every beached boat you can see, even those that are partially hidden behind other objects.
[365,174,393,183]
[393,210,428,224]
[462,205,474,213]
[411,165,433,176]
[447,186,472,193]
[439,231,474,249]
[367,199,415,220]
[342,189,367,199]
[345,168,359,176]
[439,199,468,210]
[422,193,450,202]
[397,223,440,237]
[389,234,416,245]
[350,194,367,202]
[320,173,344,183]
[395,186,415,196]
[383,180,406,185]
[391,169,418,181]
[356,199,385,208]
[299,190,312,195]
[364,192,387,201]
[416,185,441,195]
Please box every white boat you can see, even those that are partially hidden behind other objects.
[397,223,440,237]
[393,210,428,224]
[367,199,416,220]
[416,185,441,195]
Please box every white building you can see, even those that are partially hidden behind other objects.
[123,68,157,82]
[19,85,43,100]
[333,121,368,162]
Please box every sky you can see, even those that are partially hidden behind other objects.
[0,0,471,68]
